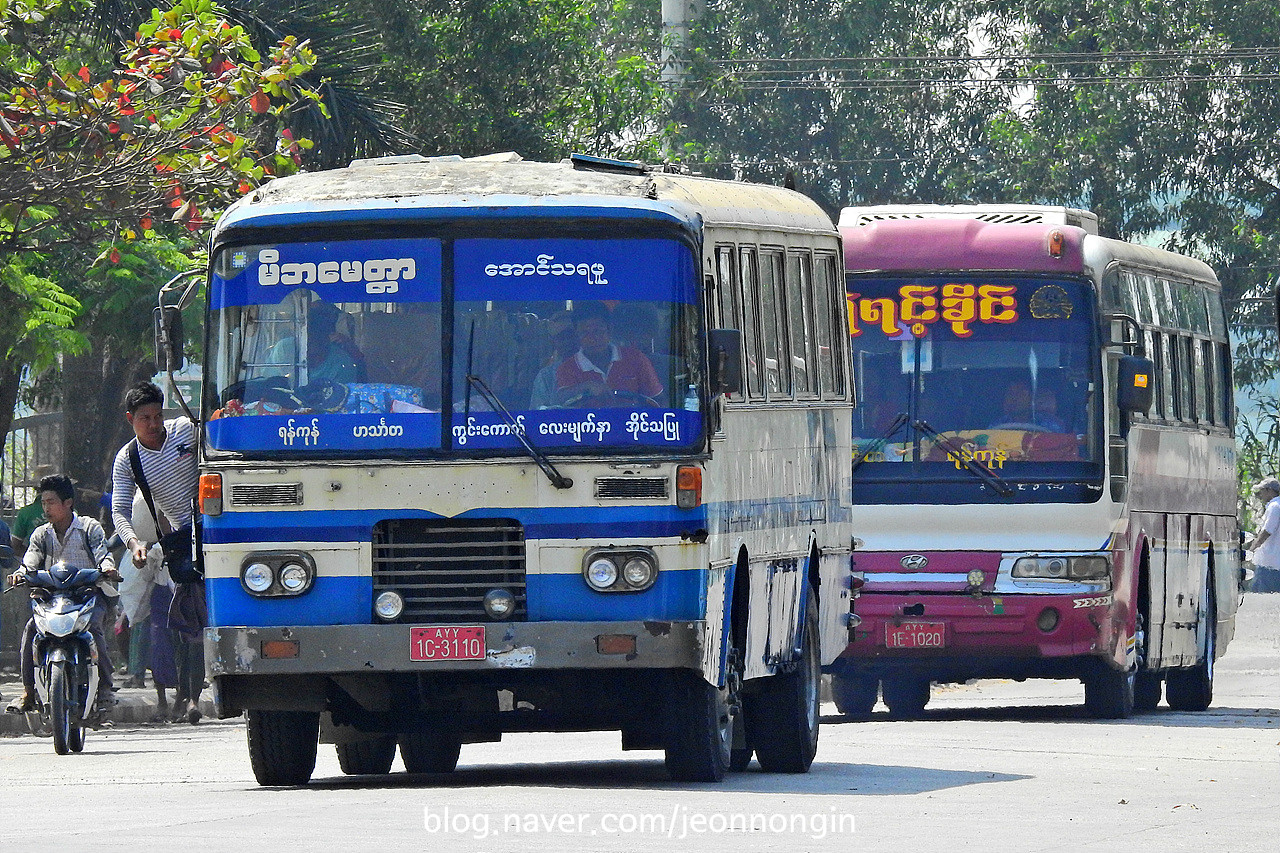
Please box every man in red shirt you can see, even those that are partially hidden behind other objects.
[554,305,663,407]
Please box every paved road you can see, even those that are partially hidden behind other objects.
[2,597,1277,853]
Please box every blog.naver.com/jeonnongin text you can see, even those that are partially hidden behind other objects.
[423,805,855,841]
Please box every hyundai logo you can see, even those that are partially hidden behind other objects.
[900,554,929,571]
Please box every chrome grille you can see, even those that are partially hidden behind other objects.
[595,477,668,500]
[372,518,526,623]
[229,483,302,506]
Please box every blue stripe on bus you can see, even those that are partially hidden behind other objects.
[202,505,710,545]
[206,567,704,627]
[206,575,371,627]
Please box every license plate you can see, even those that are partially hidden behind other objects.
[410,626,486,661]
[885,621,946,649]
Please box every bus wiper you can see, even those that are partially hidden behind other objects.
[913,419,1015,497]
[464,374,574,490]
[852,411,909,473]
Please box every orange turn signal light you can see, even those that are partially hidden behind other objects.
[676,466,702,509]
[1047,229,1065,258]
[200,473,223,517]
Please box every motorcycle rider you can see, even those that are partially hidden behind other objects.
[5,474,121,715]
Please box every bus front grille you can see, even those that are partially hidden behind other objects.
[372,518,526,623]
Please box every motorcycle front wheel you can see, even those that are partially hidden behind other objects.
[49,660,75,755]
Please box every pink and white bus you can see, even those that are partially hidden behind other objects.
[833,205,1240,719]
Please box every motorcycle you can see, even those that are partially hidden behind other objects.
[13,561,107,754]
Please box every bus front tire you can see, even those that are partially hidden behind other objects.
[881,676,931,719]
[831,673,879,718]
[1084,666,1134,719]
[335,734,397,775]
[665,672,733,782]
[398,731,462,774]
[748,588,820,774]
[246,709,320,786]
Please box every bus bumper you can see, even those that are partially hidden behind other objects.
[206,620,708,677]
[836,591,1122,680]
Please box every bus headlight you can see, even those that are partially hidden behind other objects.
[240,552,317,597]
[1012,555,1111,581]
[622,556,657,590]
[375,590,404,621]
[483,588,516,620]
[586,558,619,591]
[1068,557,1110,579]
[279,562,312,594]
[583,548,659,593]
[243,562,274,594]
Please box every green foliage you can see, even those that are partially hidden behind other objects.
[0,0,326,252]
[360,0,667,160]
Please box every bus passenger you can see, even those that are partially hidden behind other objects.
[554,305,663,407]
[991,379,1067,432]
[269,300,363,385]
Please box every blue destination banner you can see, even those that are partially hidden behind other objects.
[454,238,698,305]
[451,409,702,451]
[212,238,444,309]
[208,412,443,452]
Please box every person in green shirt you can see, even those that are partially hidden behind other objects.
[9,465,54,550]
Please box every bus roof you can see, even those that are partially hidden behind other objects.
[841,205,1218,286]
[213,154,835,243]
[839,203,1099,234]
[841,218,1089,274]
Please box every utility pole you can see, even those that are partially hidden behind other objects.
[661,0,704,87]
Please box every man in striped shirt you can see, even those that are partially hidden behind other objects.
[110,382,199,569]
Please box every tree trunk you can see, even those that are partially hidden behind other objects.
[60,347,153,517]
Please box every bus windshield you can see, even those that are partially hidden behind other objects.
[849,276,1100,484]
[205,235,703,455]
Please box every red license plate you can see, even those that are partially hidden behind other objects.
[885,621,946,649]
[410,626,486,661]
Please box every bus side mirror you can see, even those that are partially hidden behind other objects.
[709,329,743,395]
[1117,354,1154,413]
[153,305,184,371]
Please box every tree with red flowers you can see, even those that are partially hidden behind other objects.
[0,0,325,255]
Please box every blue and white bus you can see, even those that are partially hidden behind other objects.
[187,154,855,784]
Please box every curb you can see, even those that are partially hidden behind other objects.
[1,689,220,735]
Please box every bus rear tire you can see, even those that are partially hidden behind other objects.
[335,734,397,775]
[831,673,878,718]
[1167,578,1215,712]
[1134,672,1162,711]
[246,709,320,786]
[398,731,462,773]
[749,588,820,774]
[881,676,930,719]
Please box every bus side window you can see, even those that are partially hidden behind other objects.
[1194,340,1210,424]
[739,247,765,399]
[813,254,839,397]
[1145,329,1162,420]
[715,246,737,329]
[1159,332,1176,420]
[759,249,791,399]
[1217,341,1233,427]
[787,251,817,398]
[1179,336,1195,423]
